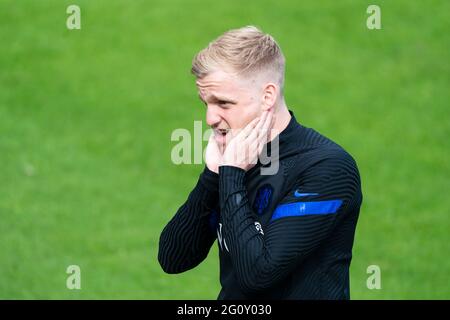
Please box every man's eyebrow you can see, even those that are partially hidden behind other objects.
[210,94,237,104]
[198,93,237,104]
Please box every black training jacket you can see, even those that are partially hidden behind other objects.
[159,110,362,299]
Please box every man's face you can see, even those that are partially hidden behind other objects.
[196,70,262,147]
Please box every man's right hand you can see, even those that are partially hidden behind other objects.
[205,132,223,174]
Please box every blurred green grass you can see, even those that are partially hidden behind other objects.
[0,0,448,299]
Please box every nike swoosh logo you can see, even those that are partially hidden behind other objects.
[294,190,319,198]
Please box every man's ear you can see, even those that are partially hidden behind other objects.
[261,83,278,111]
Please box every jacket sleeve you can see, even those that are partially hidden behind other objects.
[158,167,218,274]
[218,153,362,294]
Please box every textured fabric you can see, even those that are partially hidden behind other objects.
[158,110,362,299]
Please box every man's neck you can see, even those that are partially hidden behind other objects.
[270,101,292,141]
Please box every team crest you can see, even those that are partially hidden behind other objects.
[253,184,273,215]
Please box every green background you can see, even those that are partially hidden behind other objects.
[1,0,448,299]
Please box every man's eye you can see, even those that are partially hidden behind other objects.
[218,100,228,106]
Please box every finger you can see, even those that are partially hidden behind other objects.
[243,113,268,160]
[257,133,267,156]
[270,113,276,130]
[238,116,260,139]
[248,143,259,165]
[238,114,266,165]
[228,116,258,141]
[248,109,270,140]
[245,125,259,144]
[257,111,274,154]
[267,114,276,141]
[262,109,273,131]
[253,110,268,135]
[246,111,267,142]
[258,111,273,141]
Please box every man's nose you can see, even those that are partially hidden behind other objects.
[206,105,221,127]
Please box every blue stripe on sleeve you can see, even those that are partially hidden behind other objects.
[271,200,343,221]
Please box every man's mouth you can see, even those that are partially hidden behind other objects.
[215,128,229,137]
[213,128,230,144]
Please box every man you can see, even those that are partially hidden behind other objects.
[158,26,362,299]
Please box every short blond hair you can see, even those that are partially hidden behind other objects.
[191,26,285,92]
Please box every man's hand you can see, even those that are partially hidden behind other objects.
[221,109,275,171]
[205,132,223,174]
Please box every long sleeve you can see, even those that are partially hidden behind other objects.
[218,153,361,294]
[158,167,219,274]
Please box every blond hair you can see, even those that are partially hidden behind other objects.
[191,26,285,92]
